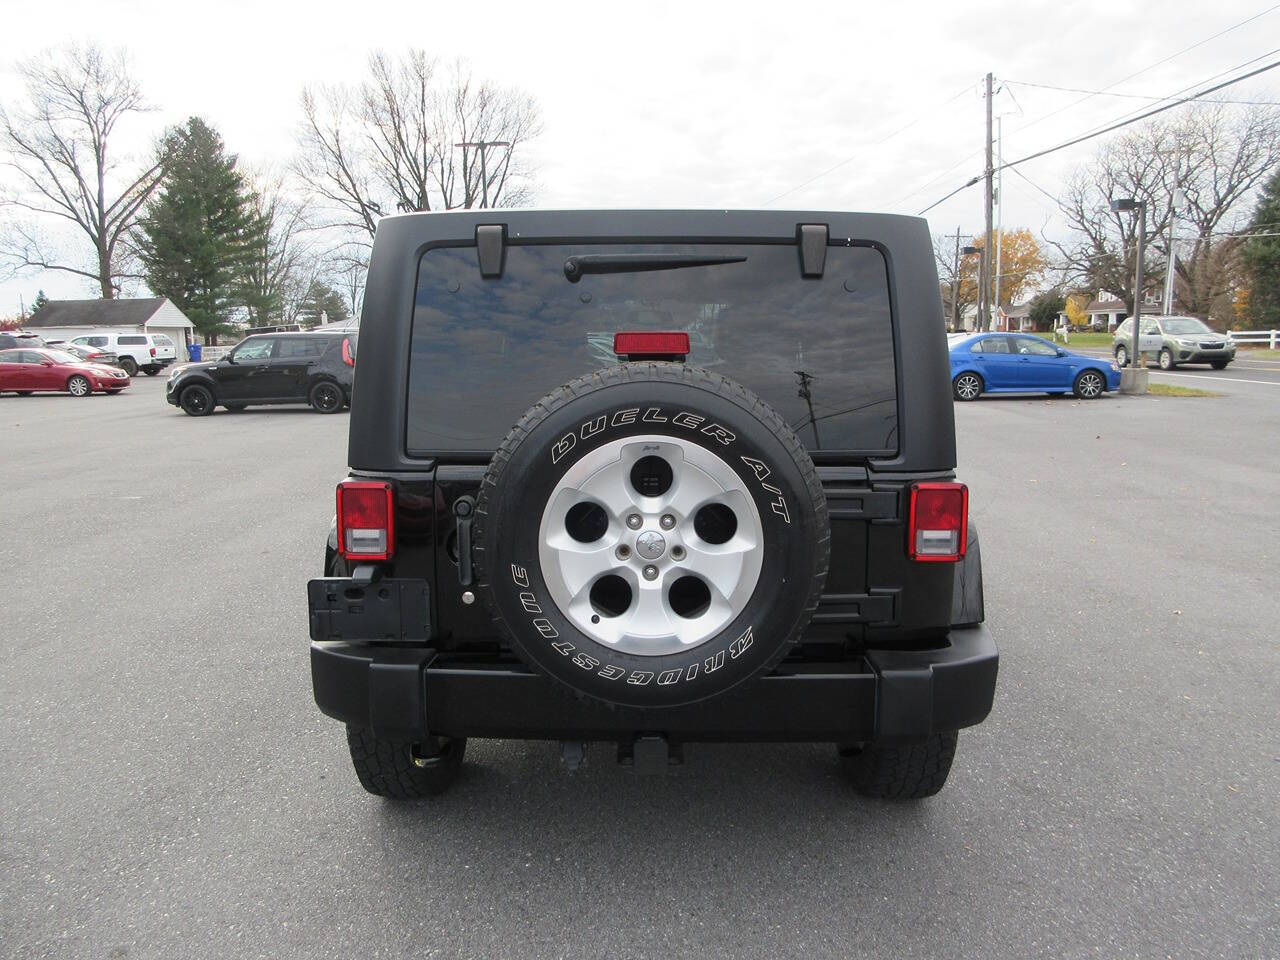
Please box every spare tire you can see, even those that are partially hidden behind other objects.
[474,363,829,708]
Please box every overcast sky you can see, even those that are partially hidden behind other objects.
[2,0,1277,313]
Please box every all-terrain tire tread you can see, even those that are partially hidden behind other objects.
[345,725,464,800]
[842,730,959,800]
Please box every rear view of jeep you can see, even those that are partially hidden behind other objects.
[307,210,997,800]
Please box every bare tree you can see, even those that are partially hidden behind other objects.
[1053,103,1280,320]
[238,170,317,326]
[295,52,541,242]
[0,45,168,298]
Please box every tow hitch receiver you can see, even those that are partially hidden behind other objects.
[618,736,683,774]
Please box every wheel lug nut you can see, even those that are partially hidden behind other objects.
[616,544,631,560]
[660,514,676,529]
[642,564,659,581]
[626,514,643,529]
[671,545,685,561]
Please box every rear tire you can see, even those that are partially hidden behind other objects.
[179,383,214,416]
[119,356,138,376]
[345,725,466,799]
[953,372,983,401]
[1158,348,1174,370]
[309,380,344,414]
[1114,345,1128,368]
[67,375,91,397]
[839,730,958,799]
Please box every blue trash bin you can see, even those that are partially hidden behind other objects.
[187,343,202,362]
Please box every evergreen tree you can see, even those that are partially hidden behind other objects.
[29,289,49,318]
[136,118,266,342]
[297,281,350,329]
[1243,167,1280,327]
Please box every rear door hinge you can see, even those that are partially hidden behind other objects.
[797,223,828,278]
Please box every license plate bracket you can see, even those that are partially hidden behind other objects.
[307,577,430,643]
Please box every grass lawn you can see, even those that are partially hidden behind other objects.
[1057,332,1114,349]
[1147,382,1221,397]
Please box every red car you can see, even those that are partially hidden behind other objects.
[0,347,131,396]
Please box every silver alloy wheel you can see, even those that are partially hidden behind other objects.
[537,435,763,656]
[1077,372,1104,398]
[67,376,90,396]
[955,374,981,400]
[1158,349,1173,370]
[1115,345,1128,367]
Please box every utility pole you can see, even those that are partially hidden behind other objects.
[994,115,1004,330]
[454,140,511,208]
[983,72,995,332]
[795,370,821,449]
[950,226,962,330]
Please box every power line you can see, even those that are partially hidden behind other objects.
[764,83,974,205]
[1001,56,1280,173]
[1007,167,1060,205]
[1004,78,1280,107]
[1053,46,1280,150]
[915,54,1280,214]
[918,176,982,215]
[1008,4,1280,138]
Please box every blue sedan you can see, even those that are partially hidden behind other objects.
[949,333,1121,401]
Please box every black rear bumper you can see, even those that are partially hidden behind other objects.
[310,624,998,744]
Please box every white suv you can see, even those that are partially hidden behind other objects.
[70,332,177,377]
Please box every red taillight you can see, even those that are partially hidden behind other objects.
[908,483,968,562]
[341,338,354,366]
[150,346,156,356]
[613,331,690,360]
[337,481,394,562]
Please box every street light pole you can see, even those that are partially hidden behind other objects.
[1112,197,1149,393]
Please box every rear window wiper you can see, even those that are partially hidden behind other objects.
[563,254,747,283]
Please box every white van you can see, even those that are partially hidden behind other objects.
[69,332,177,377]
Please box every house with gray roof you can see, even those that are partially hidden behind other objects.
[24,298,195,352]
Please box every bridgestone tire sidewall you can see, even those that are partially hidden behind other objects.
[475,364,828,709]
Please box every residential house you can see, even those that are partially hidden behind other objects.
[24,298,195,354]
[995,302,1032,332]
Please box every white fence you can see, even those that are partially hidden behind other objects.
[1233,329,1280,349]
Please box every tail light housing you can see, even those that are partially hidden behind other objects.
[908,482,968,562]
[150,346,157,356]
[341,338,354,366]
[336,481,394,562]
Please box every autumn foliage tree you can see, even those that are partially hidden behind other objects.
[935,228,1048,328]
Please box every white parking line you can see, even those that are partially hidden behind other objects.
[1149,370,1280,386]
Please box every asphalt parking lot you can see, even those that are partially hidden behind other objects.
[2,372,1277,960]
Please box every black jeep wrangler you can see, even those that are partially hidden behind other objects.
[308,210,997,800]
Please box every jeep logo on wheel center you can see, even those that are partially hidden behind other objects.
[635,530,666,559]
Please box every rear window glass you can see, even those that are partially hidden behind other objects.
[118,335,147,345]
[277,338,325,358]
[406,243,898,457]
[152,334,173,346]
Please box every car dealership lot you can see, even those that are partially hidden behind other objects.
[2,376,1277,960]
